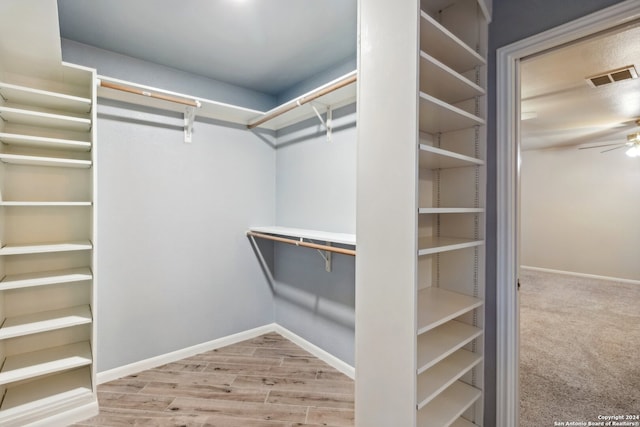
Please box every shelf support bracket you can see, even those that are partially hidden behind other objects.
[309,102,333,142]
[316,242,333,272]
[184,101,201,143]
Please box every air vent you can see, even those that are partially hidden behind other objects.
[586,65,638,87]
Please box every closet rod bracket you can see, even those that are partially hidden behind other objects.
[184,102,201,143]
[309,102,333,143]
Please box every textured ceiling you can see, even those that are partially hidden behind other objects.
[57,0,357,96]
[521,20,640,151]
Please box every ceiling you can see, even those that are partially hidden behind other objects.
[521,20,640,151]
[56,0,357,96]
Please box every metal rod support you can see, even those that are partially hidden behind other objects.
[247,73,357,129]
[246,231,356,256]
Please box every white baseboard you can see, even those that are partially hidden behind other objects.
[97,323,355,384]
[521,266,640,285]
[97,324,275,384]
[273,324,355,379]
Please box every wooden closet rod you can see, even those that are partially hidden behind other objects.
[247,73,357,129]
[247,231,356,256]
[99,80,200,108]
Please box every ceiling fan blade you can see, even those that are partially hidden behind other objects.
[578,142,625,150]
[600,145,628,153]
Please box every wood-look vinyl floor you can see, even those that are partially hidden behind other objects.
[76,333,355,427]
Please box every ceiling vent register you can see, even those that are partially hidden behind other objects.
[586,65,638,87]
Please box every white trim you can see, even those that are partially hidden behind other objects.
[520,266,640,286]
[97,323,355,385]
[97,324,275,384]
[496,1,640,426]
[25,401,98,427]
[273,324,356,379]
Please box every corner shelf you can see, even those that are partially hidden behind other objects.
[420,52,484,105]
[0,305,92,340]
[417,348,482,410]
[420,11,485,72]
[417,381,481,426]
[0,268,93,291]
[419,207,484,214]
[419,92,484,134]
[417,287,483,335]
[0,106,91,132]
[0,368,94,424]
[419,144,484,170]
[0,133,91,151]
[0,241,93,256]
[0,341,92,386]
[418,236,483,256]
[0,153,92,168]
[417,320,483,374]
[248,226,356,246]
[0,82,92,114]
[0,201,92,207]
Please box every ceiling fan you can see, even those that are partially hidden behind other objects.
[578,118,640,157]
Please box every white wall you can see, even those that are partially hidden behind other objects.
[520,145,640,281]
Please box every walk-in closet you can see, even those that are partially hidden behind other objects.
[0,0,492,425]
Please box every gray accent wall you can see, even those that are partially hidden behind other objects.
[485,0,626,424]
[95,100,276,371]
[62,39,277,111]
[272,104,357,366]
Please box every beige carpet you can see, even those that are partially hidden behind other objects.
[519,269,640,426]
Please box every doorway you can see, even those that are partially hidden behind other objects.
[495,1,640,425]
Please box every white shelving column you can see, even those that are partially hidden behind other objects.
[0,63,98,425]
[357,0,488,426]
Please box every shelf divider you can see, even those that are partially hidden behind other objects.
[417,288,483,335]
[417,320,483,374]
[0,305,93,340]
[416,381,481,426]
[0,241,93,256]
[0,268,92,291]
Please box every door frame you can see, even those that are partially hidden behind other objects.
[495,1,640,425]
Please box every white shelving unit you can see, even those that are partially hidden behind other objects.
[356,0,488,425]
[0,61,98,425]
[416,0,487,424]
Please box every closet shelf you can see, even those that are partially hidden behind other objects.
[451,417,480,427]
[417,320,483,374]
[97,71,357,132]
[97,75,263,126]
[0,268,93,291]
[0,82,92,113]
[0,132,91,151]
[419,144,484,169]
[0,106,91,132]
[0,153,92,168]
[247,70,357,130]
[417,287,483,335]
[420,11,485,72]
[419,207,484,214]
[0,368,93,422]
[417,348,482,410]
[0,240,93,256]
[419,92,484,134]
[416,381,481,426]
[248,226,356,246]
[0,341,92,386]
[0,201,92,207]
[420,52,484,104]
[418,236,484,256]
[0,305,92,340]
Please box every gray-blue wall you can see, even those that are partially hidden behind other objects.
[62,39,277,111]
[273,104,357,366]
[96,100,276,371]
[485,0,626,424]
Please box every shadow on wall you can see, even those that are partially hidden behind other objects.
[275,103,357,149]
[249,237,355,330]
